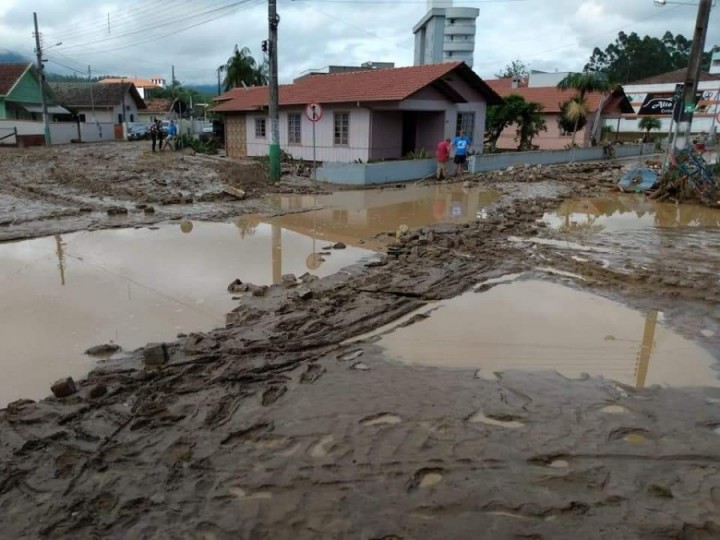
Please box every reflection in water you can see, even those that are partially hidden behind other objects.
[545,194,720,233]
[0,222,372,406]
[378,280,718,388]
[635,311,658,389]
[271,185,501,248]
[234,216,260,239]
[55,234,66,286]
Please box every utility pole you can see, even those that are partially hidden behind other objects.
[172,65,176,85]
[33,12,51,146]
[268,0,281,182]
[88,65,96,122]
[672,0,712,151]
[217,66,222,96]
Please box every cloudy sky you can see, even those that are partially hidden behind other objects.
[1,0,718,87]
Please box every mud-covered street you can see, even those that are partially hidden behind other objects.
[1,142,720,538]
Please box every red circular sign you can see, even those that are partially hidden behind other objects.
[305,102,322,122]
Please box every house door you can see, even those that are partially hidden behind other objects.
[401,112,417,157]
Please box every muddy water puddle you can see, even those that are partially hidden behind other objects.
[543,194,720,233]
[378,280,718,388]
[270,185,501,247]
[0,222,372,407]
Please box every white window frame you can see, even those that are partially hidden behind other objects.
[255,117,267,138]
[456,111,475,140]
[287,112,302,145]
[333,112,350,146]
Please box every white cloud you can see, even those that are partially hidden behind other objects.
[0,0,718,86]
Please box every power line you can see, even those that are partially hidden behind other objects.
[55,0,257,52]
[48,0,203,44]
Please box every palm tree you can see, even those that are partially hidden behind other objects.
[223,45,268,91]
[638,117,662,142]
[557,72,613,148]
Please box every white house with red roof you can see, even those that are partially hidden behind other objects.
[213,62,501,163]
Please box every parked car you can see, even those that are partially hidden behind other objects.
[127,125,149,141]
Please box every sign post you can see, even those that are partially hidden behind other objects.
[305,102,322,182]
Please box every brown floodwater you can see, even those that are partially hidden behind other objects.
[377,280,719,388]
[270,185,501,248]
[543,194,720,233]
[0,221,372,407]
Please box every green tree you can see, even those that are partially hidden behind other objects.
[495,60,529,80]
[557,72,612,148]
[221,45,268,91]
[514,100,546,151]
[484,94,524,151]
[585,31,714,84]
[484,94,546,152]
[638,117,662,141]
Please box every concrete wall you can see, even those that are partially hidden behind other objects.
[317,159,436,185]
[469,143,655,173]
[245,106,371,162]
[0,120,117,144]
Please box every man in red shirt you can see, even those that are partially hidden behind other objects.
[435,137,451,180]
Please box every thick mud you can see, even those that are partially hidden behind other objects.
[2,145,720,538]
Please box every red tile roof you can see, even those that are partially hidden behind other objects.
[484,80,610,113]
[214,62,501,112]
[0,63,31,96]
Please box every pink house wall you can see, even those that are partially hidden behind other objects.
[496,113,594,150]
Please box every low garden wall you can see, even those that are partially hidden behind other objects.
[317,143,656,185]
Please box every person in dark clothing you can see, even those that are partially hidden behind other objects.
[149,120,158,152]
[157,120,166,151]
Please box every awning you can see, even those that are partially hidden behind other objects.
[22,104,71,115]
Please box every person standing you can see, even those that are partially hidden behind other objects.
[156,119,166,152]
[149,120,158,152]
[452,130,472,176]
[435,137,451,180]
[164,120,178,151]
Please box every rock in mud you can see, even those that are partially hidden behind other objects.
[106,206,128,216]
[250,285,268,297]
[227,278,249,293]
[51,377,78,398]
[281,274,298,288]
[222,186,246,200]
[296,287,313,300]
[144,343,169,367]
[332,242,347,250]
[144,206,155,214]
[299,273,319,284]
[84,343,120,356]
[87,384,108,400]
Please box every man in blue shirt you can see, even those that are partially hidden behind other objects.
[452,130,472,176]
[163,120,178,151]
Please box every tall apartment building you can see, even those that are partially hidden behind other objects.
[413,0,479,67]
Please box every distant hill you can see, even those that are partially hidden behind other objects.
[186,84,218,96]
[0,50,29,63]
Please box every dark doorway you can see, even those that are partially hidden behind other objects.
[401,112,418,157]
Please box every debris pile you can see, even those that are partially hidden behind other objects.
[650,149,719,206]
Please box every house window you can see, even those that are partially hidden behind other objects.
[456,112,475,139]
[130,114,134,122]
[255,118,267,138]
[334,112,349,145]
[288,113,301,144]
[118,114,123,124]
